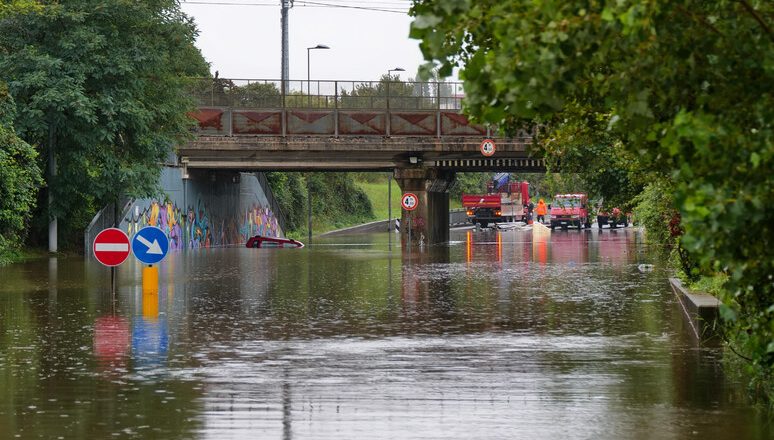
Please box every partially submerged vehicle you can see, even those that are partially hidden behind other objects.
[597,207,629,229]
[246,235,304,248]
[549,194,590,230]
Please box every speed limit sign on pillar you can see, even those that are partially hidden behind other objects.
[480,138,496,157]
[401,193,418,211]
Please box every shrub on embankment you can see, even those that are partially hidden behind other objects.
[0,83,42,265]
[266,172,374,237]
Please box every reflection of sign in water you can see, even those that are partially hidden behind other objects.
[94,316,130,368]
[132,316,168,367]
[532,222,550,264]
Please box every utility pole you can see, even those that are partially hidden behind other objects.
[48,117,57,253]
[281,0,293,94]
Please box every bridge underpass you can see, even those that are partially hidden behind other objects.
[183,78,546,245]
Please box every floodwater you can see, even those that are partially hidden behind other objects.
[0,227,770,439]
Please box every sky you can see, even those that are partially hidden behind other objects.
[179,0,432,82]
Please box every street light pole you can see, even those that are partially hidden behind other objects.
[307,44,330,107]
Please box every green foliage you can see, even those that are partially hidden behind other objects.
[535,173,587,201]
[450,172,586,202]
[192,79,281,107]
[266,171,307,232]
[0,83,42,263]
[0,0,41,17]
[339,75,445,109]
[266,172,374,236]
[230,82,280,107]
[0,0,209,250]
[411,0,774,397]
[543,104,643,210]
[449,172,489,200]
[633,178,679,250]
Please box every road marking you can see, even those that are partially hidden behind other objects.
[95,243,129,252]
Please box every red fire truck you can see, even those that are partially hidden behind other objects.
[462,180,530,228]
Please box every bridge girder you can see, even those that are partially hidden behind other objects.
[180,135,545,172]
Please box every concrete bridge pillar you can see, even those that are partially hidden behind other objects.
[394,167,455,246]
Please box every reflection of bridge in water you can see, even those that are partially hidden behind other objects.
[183,78,546,244]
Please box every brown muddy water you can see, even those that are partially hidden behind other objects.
[0,227,770,439]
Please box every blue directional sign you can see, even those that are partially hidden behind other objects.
[132,226,169,265]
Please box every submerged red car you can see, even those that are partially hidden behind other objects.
[246,235,305,249]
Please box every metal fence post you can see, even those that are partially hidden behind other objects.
[436,81,442,138]
[386,80,391,137]
[334,81,339,137]
[281,79,287,137]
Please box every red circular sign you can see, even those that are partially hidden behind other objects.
[480,138,496,156]
[93,228,131,267]
[401,193,419,211]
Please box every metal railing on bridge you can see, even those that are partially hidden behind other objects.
[186,78,500,138]
[188,77,465,110]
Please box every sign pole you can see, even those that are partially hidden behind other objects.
[388,174,392,232]
[400,192,419,249]
[407,217,411,247]
[112,199,118,296]
[307,175,312,246]
[93,228,131,295]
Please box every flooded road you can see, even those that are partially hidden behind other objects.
[0,228,770,439]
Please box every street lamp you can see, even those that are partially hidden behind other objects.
[387,67,405,79]
[307,44,330,106]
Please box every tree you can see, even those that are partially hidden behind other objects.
[0,83,42,264]
[0,0,209,249]
[410,0,773,393]
[0,2,43,263]
[340,75,431,109]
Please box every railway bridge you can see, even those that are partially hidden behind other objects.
[183,78,545,244]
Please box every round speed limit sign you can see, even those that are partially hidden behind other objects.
[401,193,418,211]
[480,138,496,157]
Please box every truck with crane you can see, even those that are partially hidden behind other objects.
[462,174,530,228]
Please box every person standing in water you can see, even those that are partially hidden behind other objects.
[536,199,547,223]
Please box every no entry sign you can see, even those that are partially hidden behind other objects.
[401,193,419,211]
[480,138,496,156]
[93,228,131,267]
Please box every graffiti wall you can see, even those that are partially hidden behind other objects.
[121,168,282,250]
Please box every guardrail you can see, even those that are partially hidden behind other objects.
[188,78,465,110]
[84,197,133,257]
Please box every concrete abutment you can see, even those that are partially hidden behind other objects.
[394,167,455,246]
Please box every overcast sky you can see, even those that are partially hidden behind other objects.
[180,0,433,82]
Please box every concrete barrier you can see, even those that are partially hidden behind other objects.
[322,210,471,236]
[449,208,469,226]
[668,277,721,340]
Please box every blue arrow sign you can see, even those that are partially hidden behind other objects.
[132,226,169,265]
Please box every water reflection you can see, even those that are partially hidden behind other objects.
[94,315,130,374]
[0,228,770,439]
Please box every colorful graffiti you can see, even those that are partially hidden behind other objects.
[125,199,280,250]
[240,204,280,240]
